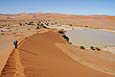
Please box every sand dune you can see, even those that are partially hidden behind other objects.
[0,30,114,77]
[0,38,13,75]
[1,13,115,30]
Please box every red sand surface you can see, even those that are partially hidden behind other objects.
[0,38,13,75]
[1,13,115,30]
[0,31,114,77]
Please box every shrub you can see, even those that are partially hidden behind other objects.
[0,26,3,28]
[95,47,101,51]
[27,28,31,30]
[1,33,4,35]
[90,46,95,50]
[19,23,23,26]
[1,30,4,32]
[62,35,69,42]
[55,22,57,24]
[28,21,34,25]
[40,23,44,27]
[36,26,40,29]
[58,30,65,34]
[80,46,85,49]
[85,26,88,27]
[45,23,49,26]
[42,25,47,29]
[69,24,72,26]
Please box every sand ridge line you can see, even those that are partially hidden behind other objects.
[15,48,26,77]
[4,30,114,77]
[0,49,26,77]
[1,29,114,77]
[0,29,49,77]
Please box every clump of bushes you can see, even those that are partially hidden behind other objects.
[36,26,40,29]
[69,24,72,26]
[62,35,69,42]
[1,30,4,32]
[1,33,4,35]
[58,30,65,34]
[90,46,101,51]
[90,46,95,50]
[42,25,48,29]
[19,23,23,26]
[95,47,101,51]
[80,46,85,49]
[27,28,31,30]
[84,26,88,27]
[27,21,34,25]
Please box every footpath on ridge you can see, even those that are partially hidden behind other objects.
[0,30,114,77]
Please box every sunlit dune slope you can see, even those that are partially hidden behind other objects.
[1,30,114,77]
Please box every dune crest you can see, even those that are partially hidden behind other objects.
[0,30,114,77]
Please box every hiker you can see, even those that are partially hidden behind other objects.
[13,40,18,48]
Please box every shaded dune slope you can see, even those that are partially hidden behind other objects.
[1,31,114,77]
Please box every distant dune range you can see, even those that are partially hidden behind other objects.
[0,13,115,30]
[0,30,114,77]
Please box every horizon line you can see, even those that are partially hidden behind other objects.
[0,12,114,16]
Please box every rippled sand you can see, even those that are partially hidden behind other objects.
[0,30,114,77]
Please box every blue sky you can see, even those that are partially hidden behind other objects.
[0,0,115,15]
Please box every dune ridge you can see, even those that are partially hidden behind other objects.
[0,30,114,77]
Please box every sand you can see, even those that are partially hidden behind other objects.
[0,30,114,77]
[0,13,115,77]
[0,25,41,75]
[0,38,13,75]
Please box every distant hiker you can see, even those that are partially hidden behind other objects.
[13,40,18,48]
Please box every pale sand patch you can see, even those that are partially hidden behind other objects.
[38,29,49,33]
[0,39,13,75]
[103,47,115,54]
[55,43,115,75]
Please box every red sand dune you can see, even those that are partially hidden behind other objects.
[0,13,115,29]
[0,30,115,77]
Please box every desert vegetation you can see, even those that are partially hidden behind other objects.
[58,29,65,34]
[90,46,101,51]
[90,46,95,50]
[80,46,85,49]
[0,13,115,77]
[95,47,101,51]
[62,35,69,42]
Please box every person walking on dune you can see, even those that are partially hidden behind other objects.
[13,40,18,48]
